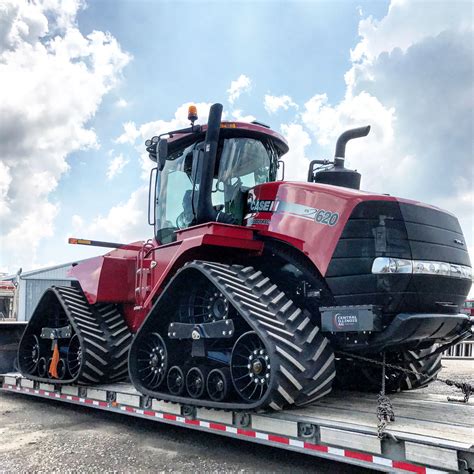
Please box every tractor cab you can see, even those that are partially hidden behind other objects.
[147,104,288,243]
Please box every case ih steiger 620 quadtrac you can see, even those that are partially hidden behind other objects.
[18,103,472,411]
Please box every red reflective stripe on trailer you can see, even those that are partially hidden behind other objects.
[163,414,177,421]
[304,442,328,452]
[268,435,289,445]
[125,406,135,413]
[209,423,226,431]
[98,401,108,407]
[237,429,256,437]
[84,399,93,404]
[185,419,200,426]
[344,450,373,462]
[392,461,426,474]
[71,396,80,401]
[144,410,155,417]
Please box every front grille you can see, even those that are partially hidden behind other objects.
[325,200,471,315]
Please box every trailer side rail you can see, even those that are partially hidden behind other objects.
[1,374,472,474]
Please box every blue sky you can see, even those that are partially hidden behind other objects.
[1,0,472,292]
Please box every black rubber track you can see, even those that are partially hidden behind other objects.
[18,285,132,385]
[129,260,336,411]
[335,345,442,393]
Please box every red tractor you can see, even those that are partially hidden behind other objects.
[18,103,472,410]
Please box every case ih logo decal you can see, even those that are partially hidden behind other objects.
[248,200,277,212]
[246,199,339,227]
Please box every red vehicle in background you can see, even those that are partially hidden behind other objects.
[462,299,474,316]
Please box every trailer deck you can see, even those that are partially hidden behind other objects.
[1,373,472,473]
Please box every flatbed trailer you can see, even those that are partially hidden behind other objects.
[1,373,472,473]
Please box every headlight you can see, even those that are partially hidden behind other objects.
[372,257,472,280]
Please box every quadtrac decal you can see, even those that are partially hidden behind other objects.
[246,199,339,227]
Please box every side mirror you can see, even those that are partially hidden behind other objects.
[158,139,168,171]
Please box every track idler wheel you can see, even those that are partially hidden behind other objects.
[207,368,231,402]
[136,333,168,389]
[17,334,40,374]
[231,331,271,403]
[167,366,185,395]
[186,367,209,399]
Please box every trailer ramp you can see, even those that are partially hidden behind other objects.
[1,374,472,473]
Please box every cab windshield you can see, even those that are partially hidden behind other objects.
[155,137,276,243]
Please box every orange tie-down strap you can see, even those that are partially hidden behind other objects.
[48,341,60,379]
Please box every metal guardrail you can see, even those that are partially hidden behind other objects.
[443,341,474,359]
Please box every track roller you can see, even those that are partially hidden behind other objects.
[207,367,231,402]
[37,357,48,377]
[167,366,186,395]
[186,367,209,398]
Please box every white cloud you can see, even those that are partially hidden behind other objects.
[279,123,311,181]
[115,98,128,108]
[0,0,130,273]
[297,0,473,257]
[231,109,256,123]
[227,74,251,104]
[115,120,140,144]
[264,94,298,114]
[106,153,129,180]
[72,186,149,244]
[351,0,472,63]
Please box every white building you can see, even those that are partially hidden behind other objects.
[4,262,85,321]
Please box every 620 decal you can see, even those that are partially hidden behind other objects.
[312,209,339,226]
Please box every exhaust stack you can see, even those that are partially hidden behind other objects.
[308,125,371,190]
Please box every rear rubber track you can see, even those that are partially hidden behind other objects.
[19,285,132,385]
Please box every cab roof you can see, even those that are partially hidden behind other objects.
[166,121,289,156]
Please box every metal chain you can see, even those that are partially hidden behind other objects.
[336,350,473,404]
[376,353,395,439]
[336,350,473,438]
